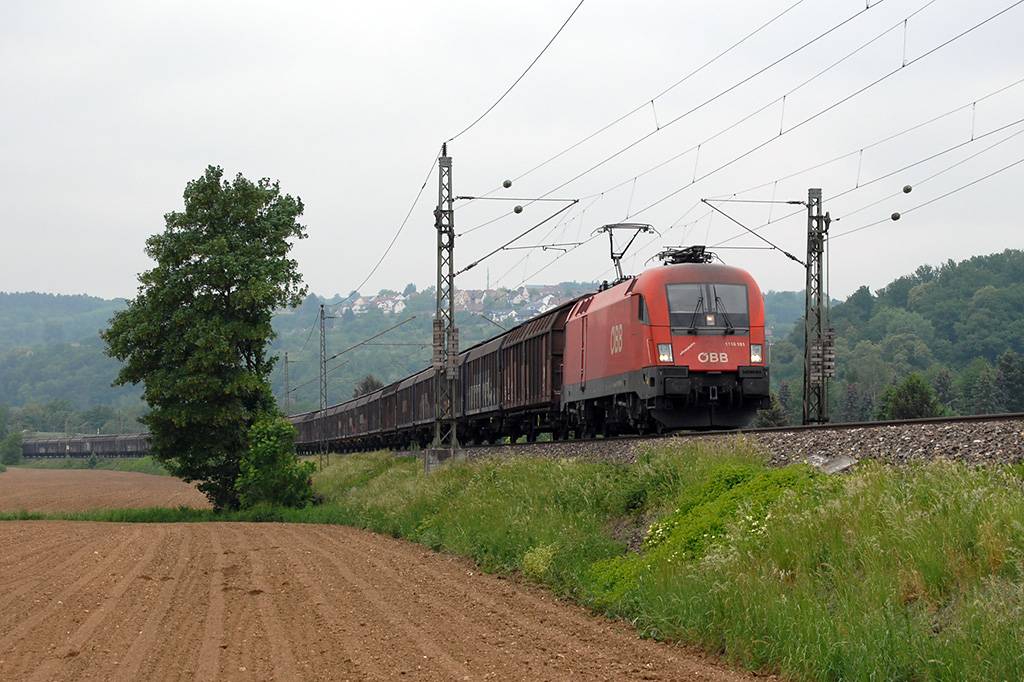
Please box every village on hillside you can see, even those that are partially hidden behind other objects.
[337,283,598,324]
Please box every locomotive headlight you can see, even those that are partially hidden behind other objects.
[750,344,764,364]
[657,343,674,363]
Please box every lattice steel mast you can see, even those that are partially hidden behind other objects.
[802,188,835,425]
[319,304,329,468]
[431,145,459,450]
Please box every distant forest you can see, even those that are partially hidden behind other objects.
[769,249,1024,423]
[2,248,1022,437]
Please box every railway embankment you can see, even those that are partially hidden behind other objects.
[464,415,1024,469]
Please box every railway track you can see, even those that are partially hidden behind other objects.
[457,412,1024,471]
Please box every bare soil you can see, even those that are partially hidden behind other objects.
[0,467,211,513]
[0,468,768,682]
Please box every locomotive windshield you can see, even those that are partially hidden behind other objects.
[666,282,749,333]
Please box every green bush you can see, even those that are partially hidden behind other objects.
[235,416,316,509]
[0,432,23,465]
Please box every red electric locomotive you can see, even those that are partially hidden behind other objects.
[561,246,770,433]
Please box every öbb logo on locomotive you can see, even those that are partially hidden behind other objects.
[697,352,729,363]
[610,324,624,354]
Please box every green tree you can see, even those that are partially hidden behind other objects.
[102,166,308,511]
[44,398,77,433]
[930,367,957,414]
[971,365,1003,415]
[752,392,788,427]
[996,349,1024,412]
[80,404,116,433]
[776,380,795,425]
[0,432,22,465]
[882,333,934,375]
[844,340,895,405]
[352,374,385,398]
[838,382,868,423]
[16,402,45,432]
[235,417,314,509]
[875,373,944,420]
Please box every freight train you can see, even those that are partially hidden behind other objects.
[291,246,770,453]
[21,433,150,458]
[20,246,770,460]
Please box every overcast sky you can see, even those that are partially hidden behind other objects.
[2,0,1022,304]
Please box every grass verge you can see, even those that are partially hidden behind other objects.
[13,456,170,475]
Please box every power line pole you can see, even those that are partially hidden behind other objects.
[283,351,291,414]
[320,305,328,412]
[429,144,460,464]
[319,304,332,469]
[802,188,835,425]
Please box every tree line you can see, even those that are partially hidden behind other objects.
[758,249,1024,425]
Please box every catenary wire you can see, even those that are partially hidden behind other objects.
[831,155,1024,240]
[468,0,810,199]
[625,0,1024,224]
[446,0,586,143]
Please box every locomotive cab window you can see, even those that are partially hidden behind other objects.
[666,282,749,333]
[637,294,650,325]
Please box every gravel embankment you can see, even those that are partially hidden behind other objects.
[749,418,1024,468]
[464,418,1024,471]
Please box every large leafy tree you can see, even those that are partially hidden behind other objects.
[102,166,307,510]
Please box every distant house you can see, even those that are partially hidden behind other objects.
[454,290,472,310]
[489,309,518,323]
[528,285,563,299]
[454,289,502,312]
[370,294,406,315]
[351,297,371,314]
[509,287,531,305]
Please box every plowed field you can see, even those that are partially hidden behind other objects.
[0,468,764,681]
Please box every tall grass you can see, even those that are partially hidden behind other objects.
[309,442,1024,681]
[614,459,1024,681]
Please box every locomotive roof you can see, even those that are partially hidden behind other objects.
[637,260,759,285]
[596,261,761,297]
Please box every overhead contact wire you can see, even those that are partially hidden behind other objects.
[628,0,1024,223]
[447,0,586,143]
